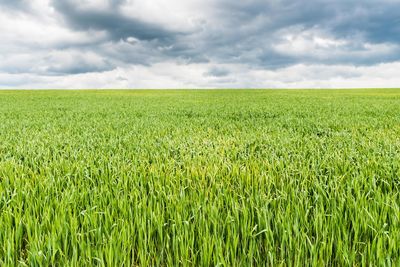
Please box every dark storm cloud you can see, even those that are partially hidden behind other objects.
[330,3,400,43]
[52,0,178,42]
[214,0,400,43]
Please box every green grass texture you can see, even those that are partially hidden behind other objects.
[0,89,399,266]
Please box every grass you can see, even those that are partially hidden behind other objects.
[0,89,399,266]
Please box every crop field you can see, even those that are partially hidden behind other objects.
[0,89,399,266]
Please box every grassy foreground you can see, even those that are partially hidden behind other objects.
[0,89,399,266]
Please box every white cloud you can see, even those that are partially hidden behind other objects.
[0,3,106,53]
[119,0,211,32]
[273,27,399,63]
[1,61,400,89]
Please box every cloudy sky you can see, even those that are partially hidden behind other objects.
[1,0,400,89]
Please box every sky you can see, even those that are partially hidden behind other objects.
[1,0,400,89]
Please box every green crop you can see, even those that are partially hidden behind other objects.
[0,89,399,266]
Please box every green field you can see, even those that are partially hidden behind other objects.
[0,89,399,266]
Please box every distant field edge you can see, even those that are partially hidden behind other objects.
[0,88,400,91]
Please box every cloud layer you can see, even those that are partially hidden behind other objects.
[1,0,399,88]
